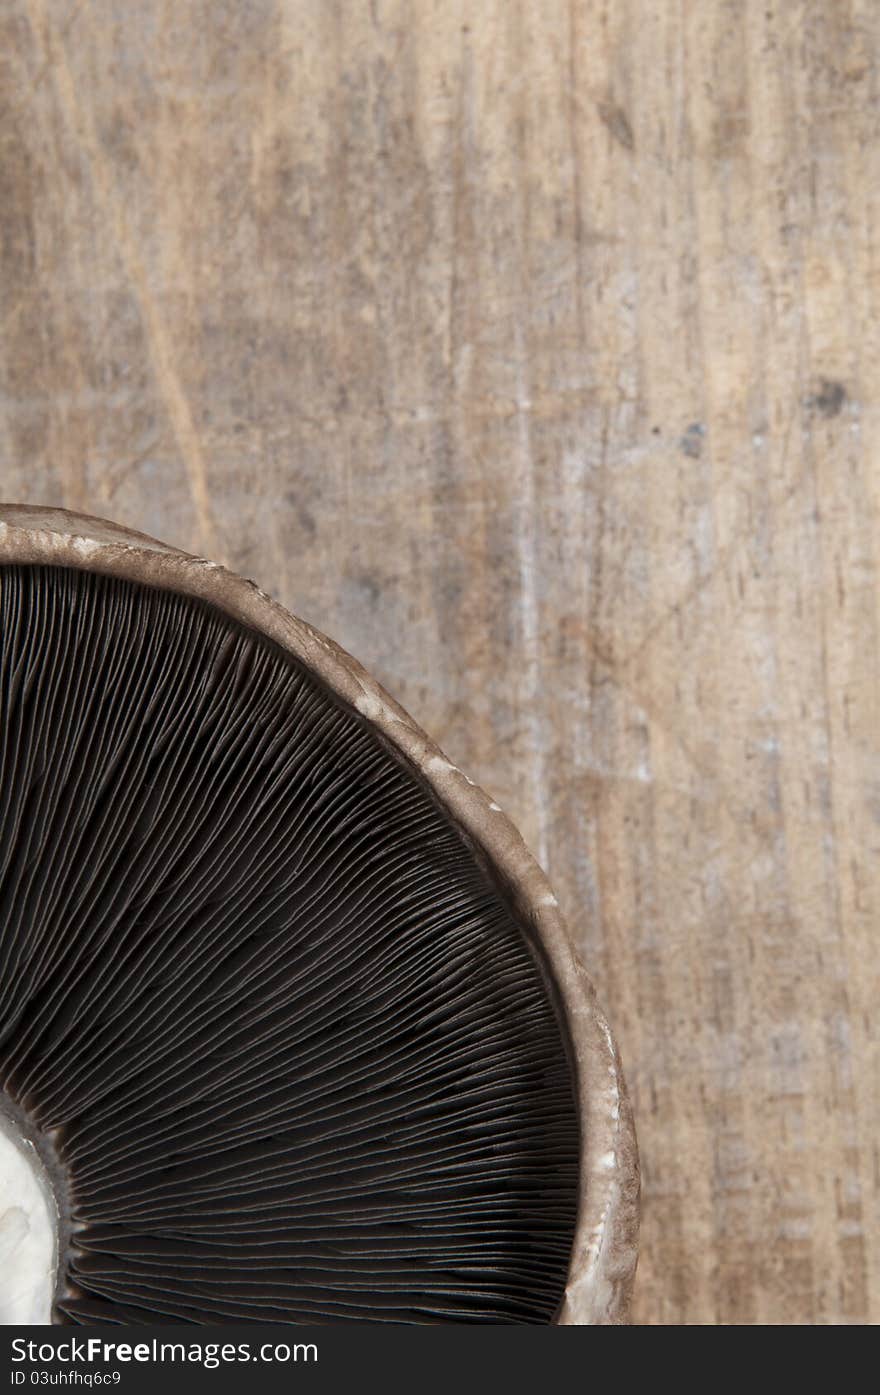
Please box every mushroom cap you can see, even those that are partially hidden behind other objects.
[0,507,635,1322]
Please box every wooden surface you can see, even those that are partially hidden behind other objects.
[0,0,877,1324]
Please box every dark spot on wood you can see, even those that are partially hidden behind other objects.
[353,570,381,605]
[597,99,634,152]
[679,422,705,458]
[285,496,316,536]
[807,378,847,419]
[712,110,750,159]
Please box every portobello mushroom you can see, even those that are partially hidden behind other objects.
[0,506,638,1326]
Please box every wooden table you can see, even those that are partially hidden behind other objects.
[1,0,877,1324]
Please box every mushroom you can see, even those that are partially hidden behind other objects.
[0,506,638,1325]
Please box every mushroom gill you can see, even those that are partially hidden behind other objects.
[0,563,579,1325]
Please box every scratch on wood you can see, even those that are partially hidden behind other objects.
[24,0,220,559]
[597,97,634,150]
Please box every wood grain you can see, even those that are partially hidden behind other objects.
[0,0,877,1324]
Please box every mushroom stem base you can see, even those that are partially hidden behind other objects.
[0,1105,59,1323]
